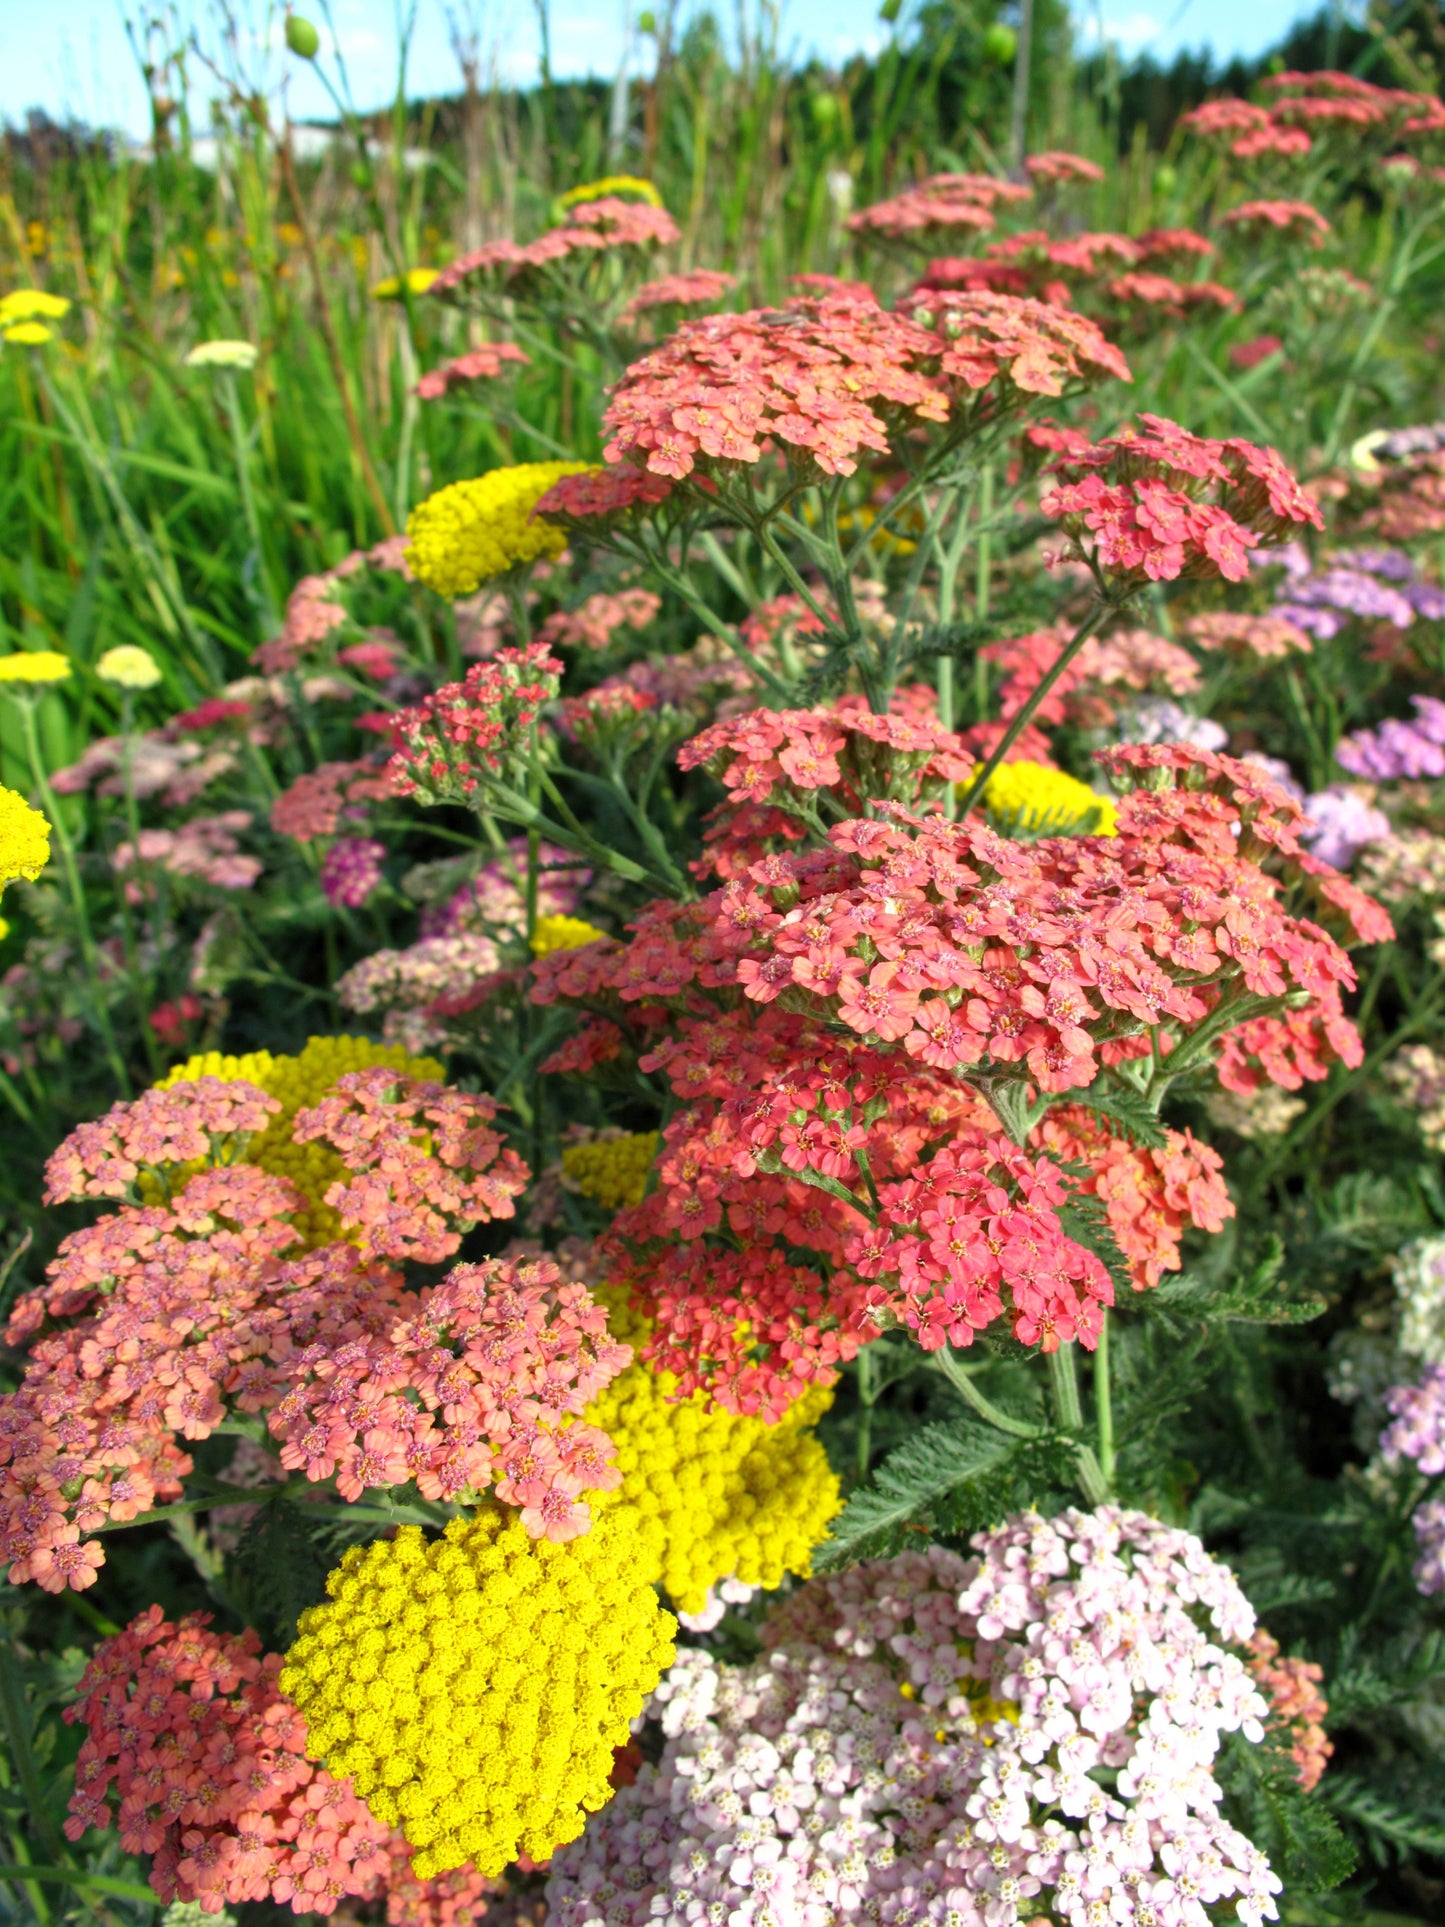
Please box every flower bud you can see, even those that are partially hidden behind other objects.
[285,14,320,57]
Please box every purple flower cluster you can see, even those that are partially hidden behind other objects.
[1380,1365,1445,1595]
[1241,756,1388,868]
[547,1507,1282,1927]
[320,836,386,908]
[1336,694,1445,781]
[1272,542,1445,640]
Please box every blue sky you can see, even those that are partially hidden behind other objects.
[2,0,1338,139]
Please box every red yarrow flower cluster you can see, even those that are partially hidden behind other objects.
[65,1607,503,1920]
[387,643,562,804]
[1040,413,1324,584]
[846,172,1032,241]
[531,464,676,523]
[678,694,975,879]
[1183,74,1444,157]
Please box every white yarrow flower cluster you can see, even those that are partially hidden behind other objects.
[1391,1235,1445,1366]
[547,1507,1282,1927]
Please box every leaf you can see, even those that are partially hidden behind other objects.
[813,1418,1070,1570]
[1323,1773,1445,1863]
[223,1497,337,1650]
[1151,1237,1327,1325]
[752,1146,868,1215]
[1220,1736,1357,1894]
[1055,1083,1170,1151]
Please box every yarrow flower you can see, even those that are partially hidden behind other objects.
[530,913,611,957]
[386,643,562,803]
[1383,1042,1445,1152]
[538,588,662,651]
[415,341,529,400]
[1040,413,1324,584]
[0,650,72,686]
[1025,149,1106,182]
[279,1502,677,1876]
[561,1129,659,1211]
[619,269,736,325]
[1222,199,1333,246]
[982,759,1118,837]
[96,645,163,689]
[428,199,680,302]
[1246,1630,1334,1791]
[846,171,1033,241]
[1336,694,1445,780]
[65,1607,501,1919]
[0,785,51,891]
[546,1507,1283,1927]
[184,339,259,370]
[319,837,386,909]
[271,759,393,841]
[405,463,588,597]
[1380,1365,1445,1594]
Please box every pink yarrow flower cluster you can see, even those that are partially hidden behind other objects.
[546,1507,1282,1927]
[619,269,736,325]
[114,814,261,894]
[846,170,1033,241]
[271,759,394,841]
[252,538,410,676]
[1040,414,1324,584]
[65,1607,502,1920]
[319,837,385,908]
[428,198,681,300]
[416,341,529,399]
[1221,199,1333,246]
[537,588,662,651]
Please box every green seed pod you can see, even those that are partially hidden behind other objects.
[984,21,1017,61]
[1153,162,1179,197]
[809,92,840,132]
[636,9,657,31]
[285,14,321,58]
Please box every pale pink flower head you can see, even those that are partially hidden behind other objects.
[44,1078,280,1203]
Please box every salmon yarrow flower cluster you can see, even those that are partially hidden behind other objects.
[982,759,1118,837]
[429,199,680,303]
[158,1035,444,1246]
[65,1607,501,1920]
[0,784,51,890]
[388,643,563,805]
[1039,413,1325,584]
[404,463,588,598]
[845,170,1033,242]
[280,1502,676,1878]
[546,1507,1282,1927]
[601,291,1129,484]
[585,1297,841,1613]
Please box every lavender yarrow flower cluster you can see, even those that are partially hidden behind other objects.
[320,836,386,909]
[1272,542,1445,641]
[1337,696,1445,782]
[1383,1042,1445,1151]
[1113,697,1227,753]
[1380,1367,1445,1596]
[418,837,590,939]
[547,1508,1282,1927]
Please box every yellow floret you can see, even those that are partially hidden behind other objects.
[979,759,1118,839]
[405,463,589,599]
[585,1300,842,1614]
[561,1130,659,1213]
[280,1503,676,1878]
[0,787,51,892]
[0,651,72,686]
[529,913,610,959]
[157,1034,442,1244]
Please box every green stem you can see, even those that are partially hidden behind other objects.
[934,1344,1043,1438]
[855,1343,877,1483]
[1047,1345,1111,1504]
[219,368,280,632]
[956,597,1118,816]
[16,701,130,1095]
[1095,1311,1116,1493]
[0,1635,67,1865]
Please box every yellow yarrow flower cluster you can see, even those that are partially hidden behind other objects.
[562,1130,658,1212]
[981,759,1118,839]
[0,651,72,687]
[0,786,51,892]
[529,913,610,958]
[554,175,662,215]
[371,267,440,300]
[583,1292,842,1614]
[1,288,69,344]
[159,1034,442,1244]
[280,1503,675,1878]
[96,645,162,690]
[405,462,589,599]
